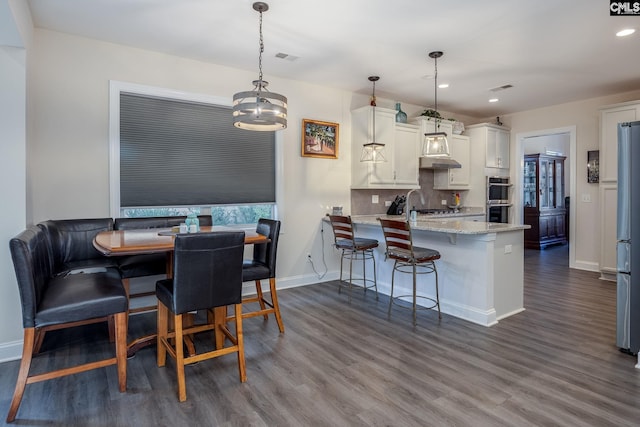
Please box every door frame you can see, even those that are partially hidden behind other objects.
[514,126,576,269]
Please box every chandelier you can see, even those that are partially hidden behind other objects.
[232,2,287,131]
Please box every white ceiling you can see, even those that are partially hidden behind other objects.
[26,0,640,119]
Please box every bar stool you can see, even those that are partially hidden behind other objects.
[378,218,441,325]
[327,215,378,301]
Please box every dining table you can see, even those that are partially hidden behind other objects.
[93,225,268,356]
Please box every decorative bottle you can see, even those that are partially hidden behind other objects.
[395,102,407,123]
[186,212,199,233]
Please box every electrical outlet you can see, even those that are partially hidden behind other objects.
[441,199,447,206]
[385,200,392,207]
[372,194,379,204]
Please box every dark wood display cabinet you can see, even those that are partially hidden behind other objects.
[523,153,567,249]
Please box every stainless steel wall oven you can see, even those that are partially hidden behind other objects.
[487,176,512,223]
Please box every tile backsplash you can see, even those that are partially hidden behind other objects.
[351,170,466,215]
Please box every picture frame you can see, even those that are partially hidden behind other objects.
[301,119,339,159]
[587,150,599,183]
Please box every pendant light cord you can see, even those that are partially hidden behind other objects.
[258,10,264,95]
[433,55,438,132]
[371,79,376,143]
[258,9,264,86]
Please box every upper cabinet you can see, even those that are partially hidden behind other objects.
[433,134,471,189]
[599,102,640,183]
[467,123,510,170]
[351,106,420,189]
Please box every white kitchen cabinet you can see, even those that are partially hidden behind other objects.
[466,123,510,170]
[433,134,470,190]
[598,101,640,279]
[351,106,420,189]
[599,102,640,183]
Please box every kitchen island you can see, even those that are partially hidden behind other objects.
[344,215,530,326]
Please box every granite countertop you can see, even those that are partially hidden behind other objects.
[348,214,530,235]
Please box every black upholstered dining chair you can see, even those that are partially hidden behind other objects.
[378,218,441,325]
[239,218,284,332]
[7,226,128,423]
[156,231,246,402]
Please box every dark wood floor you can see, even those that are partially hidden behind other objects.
[2,245,639,426]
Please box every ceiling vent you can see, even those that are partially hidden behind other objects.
[275,52,299,61]
[489,84,513,92]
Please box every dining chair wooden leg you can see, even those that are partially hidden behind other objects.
[213,307,226,350]
[174,314,187,402]
[233,304,247,383]
[108,315,115,343]
[114,312,127,392]
[6,328,35,423]
[157,302,168,367]
[255,280,268,320]
[269,278,285,333]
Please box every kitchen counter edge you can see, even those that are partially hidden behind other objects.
[345,215,531,235]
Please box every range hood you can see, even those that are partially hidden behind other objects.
[419,156,462,169]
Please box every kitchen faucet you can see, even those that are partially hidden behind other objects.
[406,188,425,221]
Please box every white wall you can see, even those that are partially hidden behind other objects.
[0,0,30,361]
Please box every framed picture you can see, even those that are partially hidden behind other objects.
[587,150,599,183]
[301,119,339,159]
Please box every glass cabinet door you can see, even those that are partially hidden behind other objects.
[523,159,537,208]
[555,160,564,208]
[546,159,554,208]
[540,161,548,208]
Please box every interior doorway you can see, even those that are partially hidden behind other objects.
[515,126,576,269]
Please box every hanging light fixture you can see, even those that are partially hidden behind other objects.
[360,76,387,163]
[232,2,287,131]
[423,51,450,157]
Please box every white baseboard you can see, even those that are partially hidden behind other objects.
[0,339,23,363]
[573,259,600,272]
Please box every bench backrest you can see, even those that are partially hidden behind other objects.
[10,226,54,328]
[38,218,114,274]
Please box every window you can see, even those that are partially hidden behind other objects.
[109,82,281,225]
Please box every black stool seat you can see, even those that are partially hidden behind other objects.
[335,237,379,251]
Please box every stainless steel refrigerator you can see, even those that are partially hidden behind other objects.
[617,120,640,355]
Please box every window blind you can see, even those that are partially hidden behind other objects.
[119,93,275,207]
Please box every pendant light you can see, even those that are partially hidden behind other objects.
[232,2,287,131]
[423,51,450,157]
[360,76,387,163]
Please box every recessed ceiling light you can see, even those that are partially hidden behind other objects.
[489,98,499,103]
[616,28,635,37]
[438,83,449,89]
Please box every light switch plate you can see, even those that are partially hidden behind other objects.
[441,199,447,205]
[385,200,392,207]
[372,195,379,204]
